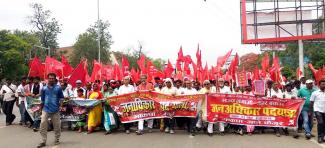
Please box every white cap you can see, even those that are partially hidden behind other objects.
[76,80,82,84]
[306,79,314,84]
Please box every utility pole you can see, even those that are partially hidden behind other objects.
[97,0,101,63]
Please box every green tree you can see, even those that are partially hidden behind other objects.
[0,30,30,80]
[71,20,113,72]
[28,3,61,53]
[13,30,46,60]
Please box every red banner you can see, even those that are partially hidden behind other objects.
[207,94,304,127]
[108,91,204,123]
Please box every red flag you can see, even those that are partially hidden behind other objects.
[261,53,269,75]
[122,56,130,76]
[253,66,261,81]
[217,49,233,69]
[270,56,282,84]
[296,67,303,80]
[90,60,102,82]
[130,68,140,82]
[61,56,74,77]
[164,60,174,78]
[137,54,146,75]
[28,56,45,79]
[147,60,164,82]
[228,53,239,80]
[183,55,192,75]
[68,60,87,88]
[196,44,202,71]
[101,65,113,80]
[202,62,209,80]
[177,46,184,62]
[113,64,122,80]
[45,56,65,78]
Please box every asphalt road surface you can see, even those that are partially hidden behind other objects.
[0,106,323,148]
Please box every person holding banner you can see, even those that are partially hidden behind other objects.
[87,83,103,134]
[182,80,198,136]
[297,79,316,139]
[102,84,118,135]
[30,76,43,132]
[217,78,232,136]
[117,76,135,134]
[310,79,325,143]
[198,80,216,136]
[266,83,283,137]
[73,80,85,98]
[136,75,155,135]
[161,78,177,134]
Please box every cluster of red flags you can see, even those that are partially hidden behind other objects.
[29,47,323,87]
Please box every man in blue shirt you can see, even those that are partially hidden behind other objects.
[38,73,64,148]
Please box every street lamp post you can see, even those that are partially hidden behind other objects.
[97,0,101,64]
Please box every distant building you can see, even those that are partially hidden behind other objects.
[55,46,75,59]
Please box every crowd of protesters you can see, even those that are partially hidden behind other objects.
[1,73,325,147]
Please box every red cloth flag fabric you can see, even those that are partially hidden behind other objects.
[61,56,73,77]
[45,56,65,78]
[101,65,113,80]
[147,60,164,82]
[228,53,239,80]
[270,56,283,85]
[253,66,261,81]
[122,56,130,76]
[296,67,303,80]
[183,55,192,75]
[196,45,202,71]
[261,53,270,76]
[216,49,233,69]
[137,54,146,75]
[68,60,87,88]
[90,60,102,82]
[177,46,184,62]
[202,62,209,80]
[113,64,122,80]
[164,60,174,78]
[130,68,140,82]
[28,56,45,79]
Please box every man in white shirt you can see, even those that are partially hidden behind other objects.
[217,78,231,135]
[283,83,297,99]
[198,80,216,136]
[161,78,177,134]
[175,80,185,95]
[182,80,198,136]
[0,79,17,125]
[310,79,325,143]
[117,76,135,134]
[268,83,284,99]
[17,77,28,126]
[73,80,85,98]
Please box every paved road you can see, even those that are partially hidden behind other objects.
[0,106,323,148]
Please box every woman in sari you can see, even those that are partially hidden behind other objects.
[87,83,103,134]
[102,84,118,135]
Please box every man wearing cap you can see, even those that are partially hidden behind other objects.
[73,80,85,98]
[310,79,325,143]
[298,79,316,139]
